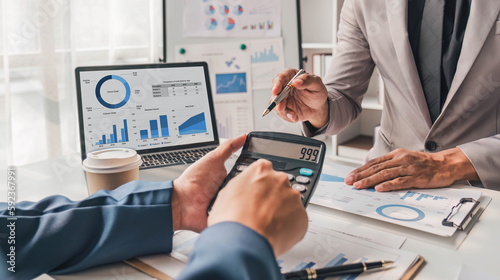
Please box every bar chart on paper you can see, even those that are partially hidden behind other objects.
[250,44,280,63]
[310,169,483,236]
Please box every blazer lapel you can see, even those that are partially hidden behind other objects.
[385,0,432,128]
[441,0,500,112]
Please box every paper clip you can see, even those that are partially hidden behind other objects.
[442,198,479,231]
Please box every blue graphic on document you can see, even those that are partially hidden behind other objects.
[216,73,247,94]
[401,190,448,201]
[251,45,279,63]
[225,58,240,70]
[319,173,344,182]
[376,204,425,222]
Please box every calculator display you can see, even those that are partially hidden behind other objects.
[248,137,321,163]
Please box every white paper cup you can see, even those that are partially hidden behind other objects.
[82,148,142,194]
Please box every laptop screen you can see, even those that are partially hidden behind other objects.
[75,62,219,160]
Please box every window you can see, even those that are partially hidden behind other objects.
[0,0,163,168]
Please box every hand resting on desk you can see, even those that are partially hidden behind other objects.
[345,148,480,191]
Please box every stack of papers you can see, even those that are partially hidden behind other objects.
[152,212,422,280]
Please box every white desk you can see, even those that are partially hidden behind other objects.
[2,155,500,279]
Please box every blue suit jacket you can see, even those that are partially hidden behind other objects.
[0,181,282,280]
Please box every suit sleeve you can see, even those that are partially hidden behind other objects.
[177,222,283,280]
[302,0,376,137]
[0,180,175,280]
[458,135,500,190]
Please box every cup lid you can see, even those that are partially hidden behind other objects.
[83,148,142,174]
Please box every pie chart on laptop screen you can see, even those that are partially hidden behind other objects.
[95,75,130,109]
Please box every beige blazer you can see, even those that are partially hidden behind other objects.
[303,0,500,189]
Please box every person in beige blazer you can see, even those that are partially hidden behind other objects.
[272,0,500,191]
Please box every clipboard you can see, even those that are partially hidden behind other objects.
[441,198,480,231]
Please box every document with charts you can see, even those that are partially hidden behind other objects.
[165,220,420,280]
[310,165,482,236]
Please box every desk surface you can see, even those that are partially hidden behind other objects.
[2,154,500,280]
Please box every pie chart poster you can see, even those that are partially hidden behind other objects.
[183,0,281,37]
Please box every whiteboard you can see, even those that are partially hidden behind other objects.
[165,0,302,135]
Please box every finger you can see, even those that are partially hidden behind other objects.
[249,158,273,171]
[275,96,288,111]
[375,176,412,192]
[271,69,298,96]
[212,134,247,160]
[275,103,295,122]
[352,167,403,189]
[275,107,298,123]
[283,107,299,123]
[345,153,395,184]
[276,95,299,122]
[290,73,321,91]
[347,159,404,185]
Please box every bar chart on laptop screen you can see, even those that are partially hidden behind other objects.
[79,66,215,153]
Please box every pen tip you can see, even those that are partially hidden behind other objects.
[382,261,394,267]
[262,109,270,117]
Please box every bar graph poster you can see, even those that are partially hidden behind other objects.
[248,38,285,89]
[310,165,483,236]
[183,0,281,37]
[175,42,254,138]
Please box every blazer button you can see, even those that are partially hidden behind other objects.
[425,141,437,151]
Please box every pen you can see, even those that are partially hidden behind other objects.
[262,69,305,117]
[283,260,394,280]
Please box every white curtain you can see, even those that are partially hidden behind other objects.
[0,0,163,169]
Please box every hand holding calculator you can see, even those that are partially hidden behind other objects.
[208,131,326,213]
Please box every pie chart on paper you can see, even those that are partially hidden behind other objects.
[205,5,215,16]
[222,17,235,31]
[219,5,230,15]
[234,5,243,15]
[205,18,217,30]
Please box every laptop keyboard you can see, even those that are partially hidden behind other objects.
[140,147,216,169]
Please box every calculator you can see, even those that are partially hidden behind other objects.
[208,131,326,213]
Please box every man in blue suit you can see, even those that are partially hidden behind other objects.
[0,134,308,279]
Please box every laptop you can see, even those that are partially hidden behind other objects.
[75,62,219,169]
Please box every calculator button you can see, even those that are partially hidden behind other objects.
[236,165,248,171]
[299,168,314,177]
[287,174,295,181]
[296,176,311,184]
[292,184,307,193]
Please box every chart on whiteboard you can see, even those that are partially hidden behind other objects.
[310,165,482,236]
[175,42,255,138]
[183,0,281,37]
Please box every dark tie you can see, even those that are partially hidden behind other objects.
[418,0,445,123]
